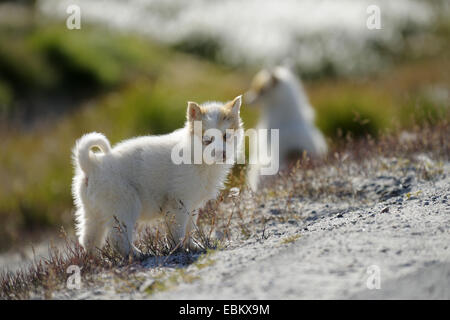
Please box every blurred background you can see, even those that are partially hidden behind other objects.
[0,0,448,252]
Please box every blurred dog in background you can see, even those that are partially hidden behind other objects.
[245,66,327,191]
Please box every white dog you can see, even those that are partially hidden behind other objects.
[245,67,327,191]
[72,95,243,257]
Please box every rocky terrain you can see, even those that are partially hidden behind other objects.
[30,154,448,300]
[1,122,449,300]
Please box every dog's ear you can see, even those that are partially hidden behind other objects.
[270,71,280,86]
[187,101,202,121]
[225,95,242,115]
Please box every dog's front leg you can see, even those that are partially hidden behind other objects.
[184,209,202,252]
[165,200,200,252]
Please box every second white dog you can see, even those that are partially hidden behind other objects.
[72,95,243,257]
[245,67,328,191]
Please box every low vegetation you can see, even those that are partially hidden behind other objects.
[0,15,448,251]
[0,3,448,299]
[1,118,448,299]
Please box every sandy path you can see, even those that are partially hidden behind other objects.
[45,157,449,300]
[0,240,61,274]
[152,171,449,299]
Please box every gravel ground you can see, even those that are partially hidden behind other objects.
[31,155,448,300]
[0,239,61,274]
[153,165,449,299]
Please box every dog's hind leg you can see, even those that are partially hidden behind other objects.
[76,208,107,255]
[105,197,142,258]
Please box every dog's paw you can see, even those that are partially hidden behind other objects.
[130,246,145,260]
[183,239,203,253]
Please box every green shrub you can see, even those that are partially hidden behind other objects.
[0,23,172,105]
[0,31,56,91]
[0,80,12,114]
[173,33,222,62]
[399,95,449,127]
[314,89,395,138]
[30,27,122,88]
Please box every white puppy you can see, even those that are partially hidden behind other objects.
[245,67,327,191]
[72,95,243,257]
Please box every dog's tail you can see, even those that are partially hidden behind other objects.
[73,132,111,174]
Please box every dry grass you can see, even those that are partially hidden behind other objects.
[1,44,448,252]
[1,114,448,300]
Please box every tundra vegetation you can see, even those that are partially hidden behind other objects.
[0,2,448,299]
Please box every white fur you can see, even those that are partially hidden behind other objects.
[246,67,327,191]
[72,97,243,256]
